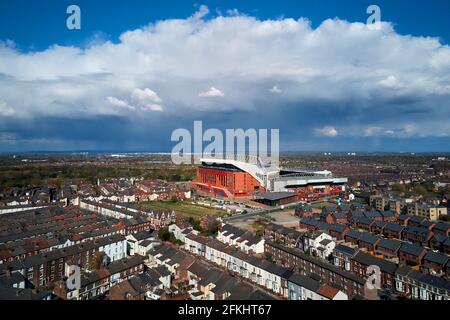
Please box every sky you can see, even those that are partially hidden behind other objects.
[0,0,450,153]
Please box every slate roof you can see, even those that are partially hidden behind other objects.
[398,215,413,222]
[288,273,321,292]
[395,265,421,280]
[333,212,347,219]
[320,239,333,246]
[431,234,448,244]
[209,274,238,295]
[131,231,154,241]
[0,286,52,300]
[379,210,395,218]
[404,225,431,237]
[225,282,254,300]
[107,255,144,275]
[187,261,209,278]
[220,224,246,239]
[434,222,450,232]
[376,238,401,251]
[363,211,381,219]
[400,243,426,257]
[359,233,380,245]
[327,223,347,233]
[353,217,373,226]
[352,251,397,274]
[373,221,387,229]
[408,216,426,224]
[423,251,449,265]
[334,244,357,256]
[419,274,450,290]
[198,268,223,287]
[256,192,297,201]
[384,223,404,233]
[345,230,363,240]
[267,241,365,285]
[420,220,435,228]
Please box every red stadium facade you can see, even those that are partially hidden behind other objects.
[194,162,266,198]
[193,157,347,201]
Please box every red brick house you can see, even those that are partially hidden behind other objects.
[374,238,401,259]
[422,251,449,275]
[358,233,380,253]
[327,224,349,240]
[399,243,427,266]
[432,222,450,237]
[383,223,405,240]
[344,230,363,245]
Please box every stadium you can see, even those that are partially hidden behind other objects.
[193,155,348,202]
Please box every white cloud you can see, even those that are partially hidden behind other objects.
[269,85,282,93]
[226,9,241,17]
[106,96,134,110]
[198,86,225,97]
[379,75,402,89]
[131,88,164,111]
[131,88,162,104]
[192,5,210,20]
[141,104,163,112]
[315,126,339,137]
[0,5,449,137]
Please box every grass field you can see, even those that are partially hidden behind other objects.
[310,201,338,209]
[136,201,226,219]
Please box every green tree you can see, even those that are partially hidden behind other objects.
[158,227,171,241]
[207,219,221,235]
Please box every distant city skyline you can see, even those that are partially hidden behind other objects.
[1,0,450,152]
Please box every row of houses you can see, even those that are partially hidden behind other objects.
[1,205,168,264]
[216,224,265,253]
[299,217,450,273]
[184,232,348,300]
[80,199,175,232]
[108,265,172,300]
[262,222,302,247]
[0,234,127,289]
[185,232,292,297]
[53,255,146,300]
[265,241,372,299]
[332,243,450,300]
[186,260,277,300]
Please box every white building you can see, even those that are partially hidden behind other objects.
[302,232,335,259]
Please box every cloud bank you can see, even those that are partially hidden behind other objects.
[0,5,449,150]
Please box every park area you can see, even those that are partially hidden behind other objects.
[136,201,227,219]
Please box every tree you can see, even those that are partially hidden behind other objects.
[206,219,221,235]
[413,185,427,197]
[255,229,264,237]
[158,227,171,241]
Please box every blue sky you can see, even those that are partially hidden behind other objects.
[0,0,450,152]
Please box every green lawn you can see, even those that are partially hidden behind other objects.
[310,201,337,209]
[136,201,226,219]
